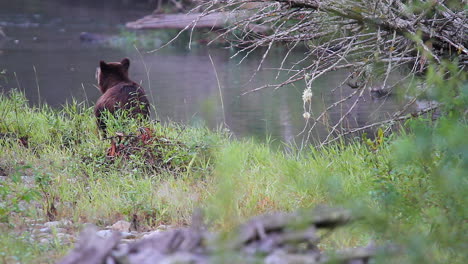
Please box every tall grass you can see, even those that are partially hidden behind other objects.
[0,87,466,263]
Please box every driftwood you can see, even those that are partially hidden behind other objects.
[125,12,269,33]
[58,207,392,264]
[0,26,6,39]
[126,12,232,30]
[58,226,121,264]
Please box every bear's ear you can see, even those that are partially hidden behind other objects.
[99,61,109,71]
[121,58,130,70]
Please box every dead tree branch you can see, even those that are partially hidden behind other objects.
[59,207,397,264]
[194,0,466,144]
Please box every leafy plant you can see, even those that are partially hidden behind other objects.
[368,61,467,263]
[363,128,386,152]
[0,165,39,223]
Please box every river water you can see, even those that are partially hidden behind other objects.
[0,0,408,143]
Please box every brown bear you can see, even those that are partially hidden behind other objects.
[94,58,150,132]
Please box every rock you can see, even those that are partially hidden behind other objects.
[56,233,68,238]
[36,233,51,239]
[111,220,131,233]
[156,224,172,231]
[79,32,111,44]
[97,230,116,239]
[26,218,45,224]
[38,227,66,234]
[55,228,67,233]
[39,227,52,233]
[44,220,72,228]
[40,238,50,244]
[32,228,44,235]
[97,229,135,240]
[370,87,391,99]
[20,176,35,187]
[141,229,164,240]
[44,221,61,228]
[56,233,74,244]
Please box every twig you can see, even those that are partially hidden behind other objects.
[208,54,227,127]
[320,104,440,146]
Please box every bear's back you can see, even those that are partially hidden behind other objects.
[95,83,150,131]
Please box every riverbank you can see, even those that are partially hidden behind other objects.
[0,90,465,263]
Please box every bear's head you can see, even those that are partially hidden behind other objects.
[96,58,131,94]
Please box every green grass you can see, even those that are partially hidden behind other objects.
[0,90,466,263]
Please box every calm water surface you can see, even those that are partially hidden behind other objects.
[0,0,408,143]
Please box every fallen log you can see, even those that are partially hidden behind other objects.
[58,207,396,264]
[125,12,269,33]
[125,12,232,30]
[57,226,121,264]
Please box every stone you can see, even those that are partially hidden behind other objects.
[39,238,50,244]
[97,230,116,239]
[142,229,164,240]
[39,227,52,233]
[44,220,72,228]
[20,176,35,187]
[44,221,61,228]
[111,220,131,233]
[38,227,66,234]
[156,224,171,230]
[54,228,67,234]
[29,223,45,227]
[56,233,74,244]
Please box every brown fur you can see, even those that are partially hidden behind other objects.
[94,58,150,131]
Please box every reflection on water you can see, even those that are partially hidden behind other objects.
[0,0,408,143]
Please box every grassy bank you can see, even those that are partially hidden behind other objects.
[0,90,466,263]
